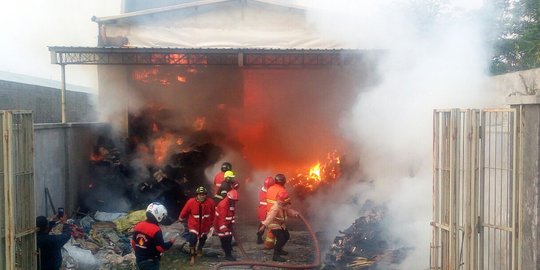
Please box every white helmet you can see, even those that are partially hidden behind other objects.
[146,202,168,222]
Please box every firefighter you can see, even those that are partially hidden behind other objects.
[257,176,275,244]
[264,173,287,248]
[132,202,176,270]
[214,162,232,194]
[258,191,300,262]
[178,186,215,265]
[214,170,239,203]
[215,189,239,261]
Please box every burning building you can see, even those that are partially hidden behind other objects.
[50,0,381,213]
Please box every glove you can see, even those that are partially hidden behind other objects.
[258,224,266,233]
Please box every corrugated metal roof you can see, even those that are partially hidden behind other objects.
[0,71,93,93]
[93,0,308,23]
[48,46,361,53]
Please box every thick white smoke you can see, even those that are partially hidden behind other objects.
[0,0,120,91]
[303,0,503,268]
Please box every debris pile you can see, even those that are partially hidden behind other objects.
[81,122,223,220]
[323,202,411,269]
[51,210,188,270]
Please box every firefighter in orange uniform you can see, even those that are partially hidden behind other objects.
[259,191,299,262]
[264,173,287,248]
[214,162,232,194]
[215,189,238,261]
[178,186,215,265]
[257,176,275,244]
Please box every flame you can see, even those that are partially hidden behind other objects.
[89,146,108,162]
[309,163,321,181]
[132,67,159,82]
[90,152,104,162]
[288,151,341,192]
[153,133,175,165]
[177,75,187,83]
[193,117,206,131]
[176,137,184,146]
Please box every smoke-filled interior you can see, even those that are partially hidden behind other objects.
[83,57,378,219]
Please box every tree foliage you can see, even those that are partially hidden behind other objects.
[491,0,540,74]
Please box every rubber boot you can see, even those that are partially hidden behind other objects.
[277,249,288,255]
[189,247,196,265]
[225,254,237,261]
[272,250,286,262]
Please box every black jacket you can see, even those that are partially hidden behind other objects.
[37,222,71,270]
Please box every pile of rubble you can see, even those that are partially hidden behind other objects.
[52,210,185,270]
[322,202,411,269]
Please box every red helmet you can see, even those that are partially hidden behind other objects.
[277,191,291,204]
[263,176,275,189]
[274,174,286,185]
[227,189,239,201]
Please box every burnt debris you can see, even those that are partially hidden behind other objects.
[323,201,411,269]
[80,113,222,222]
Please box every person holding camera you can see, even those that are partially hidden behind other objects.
[36,209,72,270]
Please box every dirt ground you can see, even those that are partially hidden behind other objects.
[158,215,318,270]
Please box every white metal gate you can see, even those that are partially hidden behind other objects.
[0,111,36,270]
[431,108,518,270]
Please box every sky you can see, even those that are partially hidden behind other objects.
[0,0,121,92]
[0,0,486,93]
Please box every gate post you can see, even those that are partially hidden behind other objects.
[507,95,540,270]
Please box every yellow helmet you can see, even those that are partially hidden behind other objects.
[224,170,236,179]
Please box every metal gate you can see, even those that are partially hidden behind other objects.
[0,111,36,270]
[431,108,518,270]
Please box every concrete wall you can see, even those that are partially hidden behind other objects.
[34,122,107,217]
[492,68,540,97]
[506,95,540,270]
[0,80,97,123]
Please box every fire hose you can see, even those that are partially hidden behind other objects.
[213,213,321,269]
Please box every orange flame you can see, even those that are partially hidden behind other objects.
[153,133,174,165]
[177,75,187,83]
[193,117,206,131]
[288,151,341,192]
[90,152,104,162]
[309,162,321,181]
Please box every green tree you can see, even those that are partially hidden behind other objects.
[491,0,540,74]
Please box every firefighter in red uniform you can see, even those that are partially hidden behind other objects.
[257,176,275,244]
[215,189,239,261]
[259,191,300,262]
[214,162,232,195]
[214,170,239,203]
[132,202,176,270]
[178,186,215,265]
[264,173,287,248]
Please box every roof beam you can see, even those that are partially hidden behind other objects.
[48,47,374,66]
